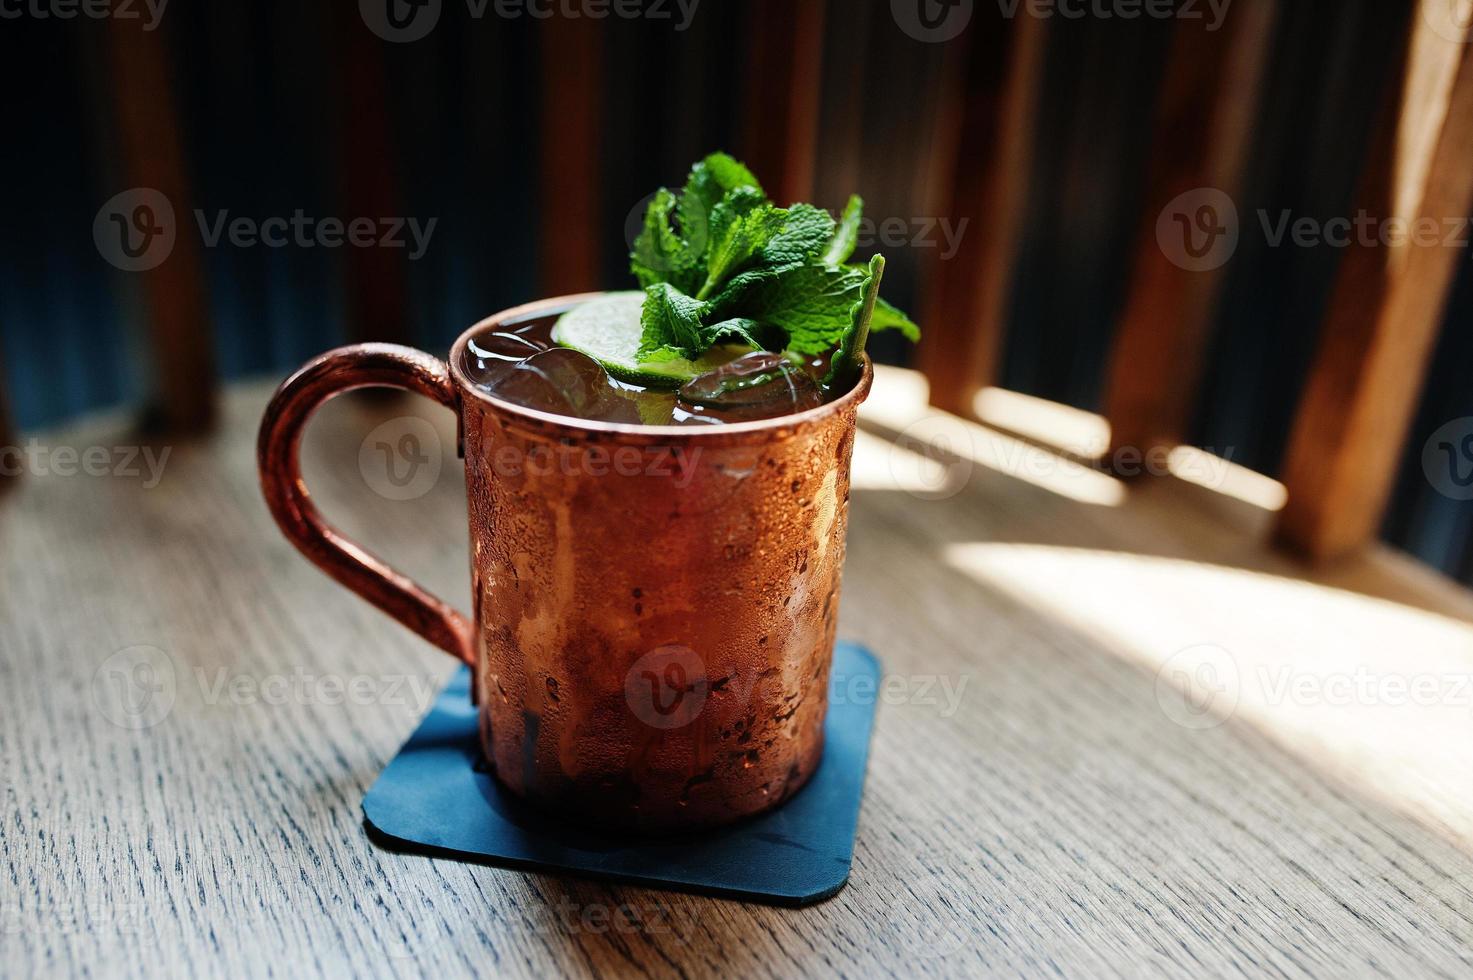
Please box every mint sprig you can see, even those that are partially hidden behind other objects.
[826,255,884,389]
[629,153,919,382]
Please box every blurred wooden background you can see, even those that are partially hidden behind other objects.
[1,0,1471,580]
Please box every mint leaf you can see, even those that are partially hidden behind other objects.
[823,195,863,266]
[696,202,838,312]
[760,204,836,272]
[825,255,884,390]
[706,317,764,348]
[639,282,707,359]
[691,200,835,303]
[631,189,702,295]
[639,287,776,360]
[627,152,918,372]
[697,189,780,300]
[724,264,868,355]
[683,153,763,217]
[870,295,920,341]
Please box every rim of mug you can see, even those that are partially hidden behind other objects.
[448,293,873,443]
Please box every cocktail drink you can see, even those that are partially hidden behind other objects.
[259,154,918,832]
[460,300,834,426]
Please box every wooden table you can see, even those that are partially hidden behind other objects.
[5,369,1473,978]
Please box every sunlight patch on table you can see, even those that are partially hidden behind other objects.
[851,429,955,494]
[861,368,1125,507]
[973,386,1110,460]
[945,542,1473,849]
[1167,446,1287,512]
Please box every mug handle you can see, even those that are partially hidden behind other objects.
[257,343,476,668]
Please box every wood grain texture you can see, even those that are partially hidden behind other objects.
[1101,2,1278,458]
[1277,11,1473,561]
[915,14,1047,417]
[2,373,1473,978]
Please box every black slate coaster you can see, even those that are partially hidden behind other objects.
[363,642,880,906]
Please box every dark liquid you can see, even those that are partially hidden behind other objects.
[462,309,845,426]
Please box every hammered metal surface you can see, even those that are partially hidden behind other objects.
[262,295,870,834]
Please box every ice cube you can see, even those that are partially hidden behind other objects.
[677,352,823,421]
[489,348,641,424]
[465,331,549,388]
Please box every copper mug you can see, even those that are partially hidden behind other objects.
[258,294,871,832]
